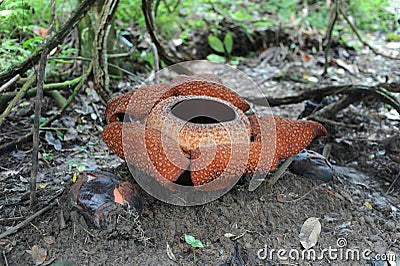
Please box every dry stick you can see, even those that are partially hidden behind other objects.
[322,0,338,75]
[0,201,57,239]
[310,115,358,128]
[282,183,325,203]
[0,0,97,86]
[0,74,20,93]
[30,0,56,208]
[386,172,399,194]
[0,133,32,154]
[0,216,25,225]
[0,190,65,239]
[0,74,36,126]
[1,247,9,266]
[245,84,348,107]
[378,82,400,93]
[339,6,400,60]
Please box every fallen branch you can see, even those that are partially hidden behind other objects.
[310,115,358,128]
[0,74,20,93]
[49,56,144,80]
[0,202,56,239]
[246,84,400,115]
[0,74,36,127]
[0,187,65,239]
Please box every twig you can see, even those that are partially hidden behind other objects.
[0,74,36,126]
[0,132,32,154]
[378,82,400,93]
[310,115,358,128]
[282,183,325,203]
[386,172,399,194]
[2,248,9,266]
[0,216,25,225]
[0,189,65,239]
[31,0,56,208]
[322,0,338,75]
[0,201,56,239]
[41,63,92,128]
[267,156,295,187]
[245,84,348,106]
[311,94,356,119]
[339,6,400,60]
[107,53,131,58]
[0,74,20,93]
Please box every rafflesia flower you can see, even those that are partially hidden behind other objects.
[102,74,327,190]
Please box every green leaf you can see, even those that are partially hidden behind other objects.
[206,54,226,63]
[56,131,64,141]
[192,239,204,248]
[207,36,224,53]
[223,33,233,54]
[184,234,204,248]
[184,234,195,244]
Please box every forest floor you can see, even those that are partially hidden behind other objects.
[0,33,399,266]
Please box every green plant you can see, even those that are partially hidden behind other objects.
[42,152,54,164]
[184,234,204,264]
[207,32,241,65]
[348,0,396,31]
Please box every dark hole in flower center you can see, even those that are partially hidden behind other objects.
[175,170,194,186]
[188,116,219,124]
[171,98,236,124]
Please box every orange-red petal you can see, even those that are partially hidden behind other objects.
[105,83,174,123]
[247,114,327,173]
[273,116,327,160]
[190,143,249,187]
[102,122,190,184]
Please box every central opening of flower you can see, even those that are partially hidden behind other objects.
[171,98,236,124]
